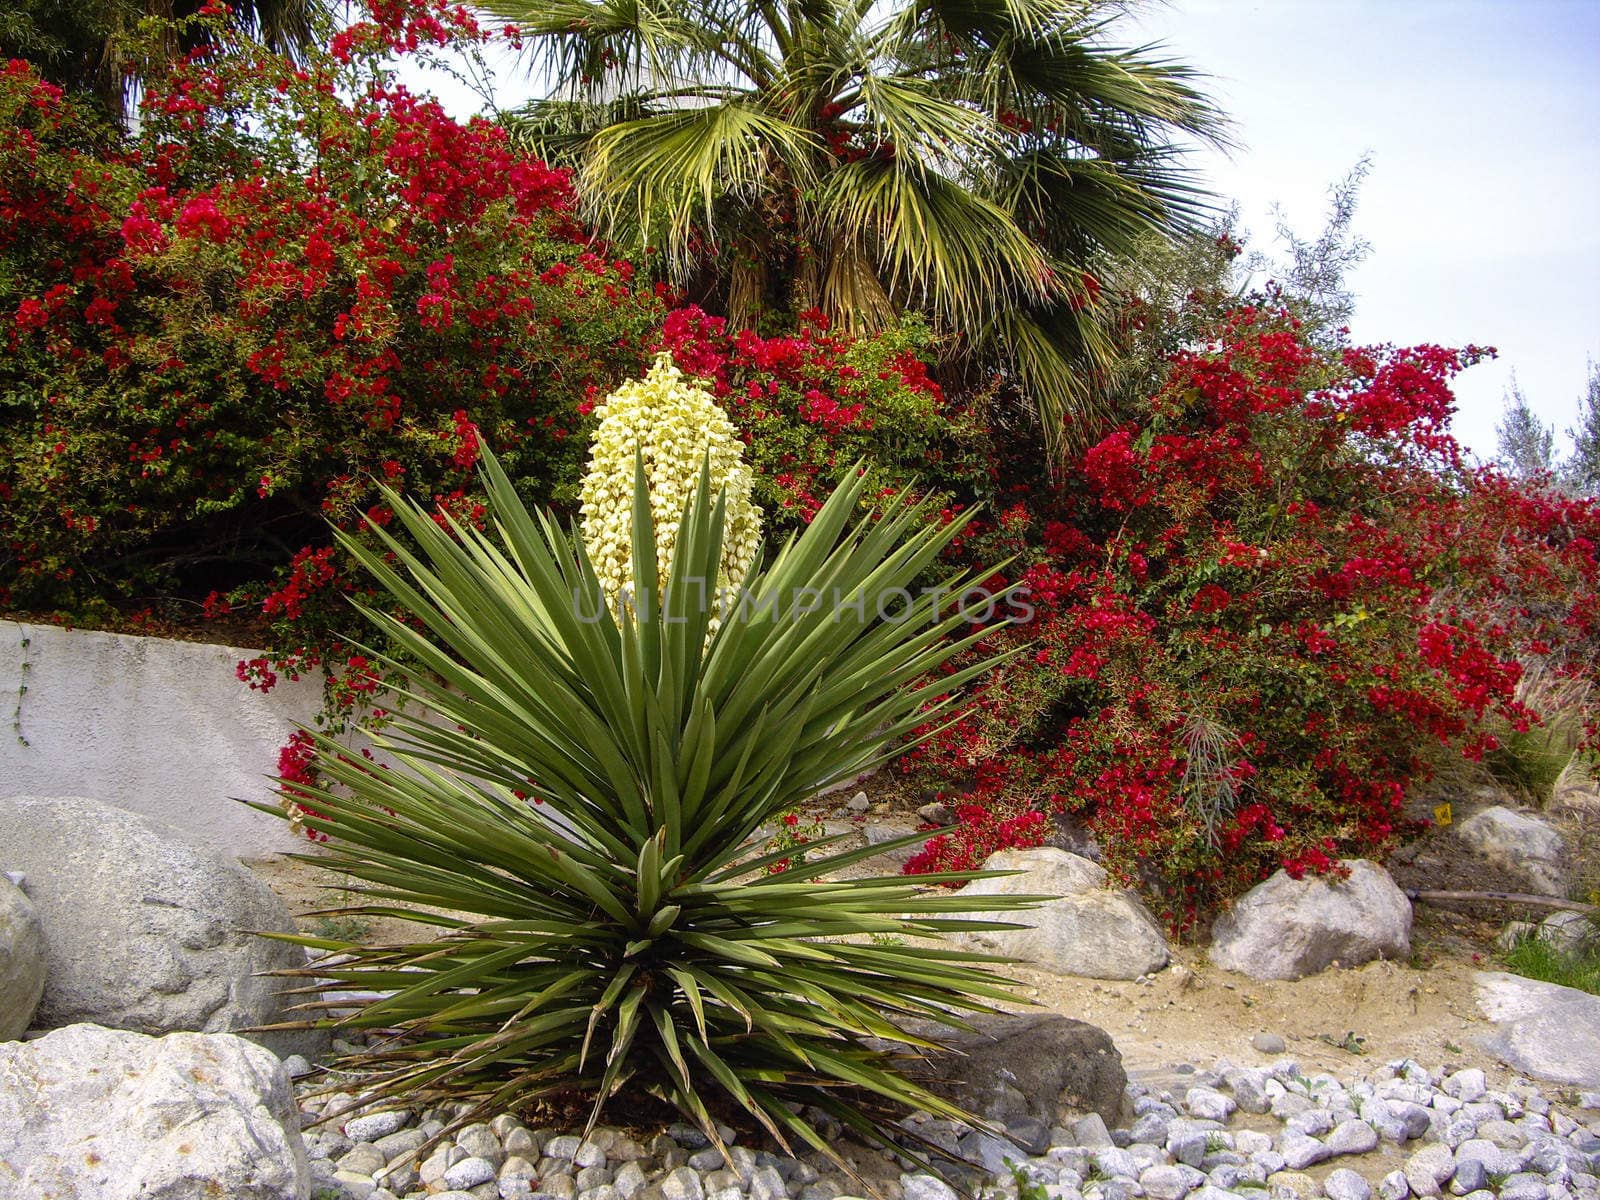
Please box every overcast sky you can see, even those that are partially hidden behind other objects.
[406,0,1599,463]
[1124,0,1600,462]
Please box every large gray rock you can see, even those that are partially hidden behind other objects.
[0,1022,310,1199]
[0,876,46,1041]
[897,1013,1128,1127]
[1474,971,1600,1086]
[2,794,324,1057]
[1208,860,1412,981]
[1454,805,1569,897]
[953,848,1170,980]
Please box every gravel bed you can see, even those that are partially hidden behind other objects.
[286,1048,1600,1200]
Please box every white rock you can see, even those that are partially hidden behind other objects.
[443,1157,498,1189]
[1392,1102,1433,1141]
[499,1155,538,1181]
[1235,1130,1274,1155]
[614,1161,649,1198]
[1280,1131,1331,1170]
[281,1053,312,1078]
[1208,860,1412,981]
[1186,1086,1236,1122]
[345,1109,410,1142]
[1224,1069,1271,1114]
[1073,1112,1115,1148]
[901,1176,959,1200]
[1325,1168,1373,1200]
[953,848,1171,979]
[1537,911,1597,953]
[1474,972,1600,1087]
[0,874,46,1040]
[1326,1119,1379,1156]
[0,1022,308,1198]
[0,794,325,1057]
[661,1166,706,1200]
[1405,1143,1456,1198]
[1140,1164,1199,1200]
[1454,806,1568,897]
[1454,1138,1518,1176]
[1444,1069,1487,1102]
[1448,1157,1488,1193]
[573,1140,608,1168]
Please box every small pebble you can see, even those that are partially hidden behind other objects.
[443,1156,499,1190]
[1326,1168,1373,1200]
[345,1109,410,1142]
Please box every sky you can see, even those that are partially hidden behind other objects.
[404,0,1600,463]
[1125,0,1600,462]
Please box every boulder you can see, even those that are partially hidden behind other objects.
[1497,909,1597,955]
[953,848,1170,980]
[899,1012,1128,1127]
[2,794,325,1057]
[0,1022,310,1199]
[1537,909,1598,952]
[1208,860,1412,981]
[0,876,46,1041]
[1474,971,1600,1086]
[1453,805,1569,897]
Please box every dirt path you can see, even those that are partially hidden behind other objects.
[1005,951,1488,1083]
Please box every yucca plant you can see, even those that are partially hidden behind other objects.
[261,446,1040,1168]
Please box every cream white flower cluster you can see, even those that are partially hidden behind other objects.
[580,353,762,612]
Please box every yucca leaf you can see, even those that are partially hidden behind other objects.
[270,446,1044,1171]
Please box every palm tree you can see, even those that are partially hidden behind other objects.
[484,0,1227,451]
[1,0,324,125]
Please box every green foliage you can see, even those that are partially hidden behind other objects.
[1501,929,1600,996]
[1496,376,1558,482]
[1250,156,1373,344]
[1483,656,1593,809]
[264,447,1039,1164]
[1566,359,1600,497]
[1485,729,1579,807]
[0,0,326,124]
[1007,1162,1050,1200]
[487,0,1228,451]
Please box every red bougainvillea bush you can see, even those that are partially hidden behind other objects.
[652,304,990,525]
[0,6,983,741]
[903,307,1600,930]
[0,4,656,673]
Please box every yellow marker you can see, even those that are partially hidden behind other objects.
[1433,802,1453,827]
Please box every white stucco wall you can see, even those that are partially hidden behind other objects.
[0,621,325,858]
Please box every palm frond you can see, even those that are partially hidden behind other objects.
[977,298,1119,450]
[477,0,737,100]
[816,157,1062,331]
[582,101,819,269]
[481,0,1225,452]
